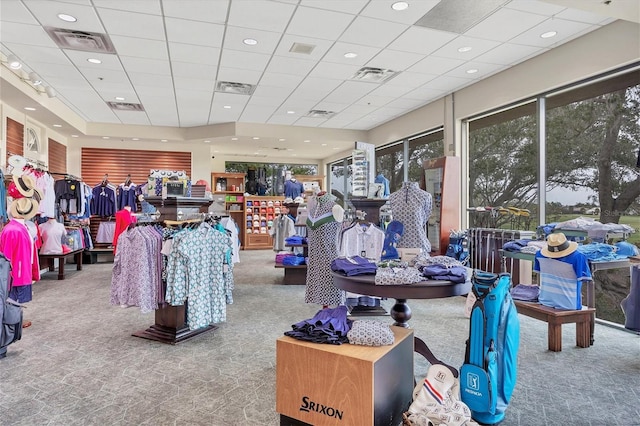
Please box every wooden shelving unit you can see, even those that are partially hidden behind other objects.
[292,174,324,197]
[243,196,284,250]
[211,172,246,247]
[422,157,460,255]
[274,242,308,285]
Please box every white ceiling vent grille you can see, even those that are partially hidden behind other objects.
[289,42,316,55]
[351,67,399,84]
[215,81,256,95]
[45,27,116,53]
[307,110,336,119]
[107,101,145,111]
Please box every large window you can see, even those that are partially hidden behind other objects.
[225,162,317,196]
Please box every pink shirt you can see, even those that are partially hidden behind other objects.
[0,219,40,286]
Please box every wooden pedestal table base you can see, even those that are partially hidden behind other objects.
[132,302,217,344]
[332,272,471,377]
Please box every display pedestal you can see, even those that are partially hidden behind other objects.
[276,327,414,426]
[132,303,217,344]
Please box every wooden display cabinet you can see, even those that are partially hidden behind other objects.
[422,156,460,255]
[211,172,246,246]
[292,174,324,197]
[243,196,284,250]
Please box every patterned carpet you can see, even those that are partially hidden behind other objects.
[0,250,638,425]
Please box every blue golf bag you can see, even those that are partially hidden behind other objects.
[460,271,520,425]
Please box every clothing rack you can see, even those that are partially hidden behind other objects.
[8,152,47,170]
[50,171,82,181]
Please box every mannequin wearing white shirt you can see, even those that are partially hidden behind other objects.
[40,218,67,254]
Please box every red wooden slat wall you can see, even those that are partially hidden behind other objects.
[6,118,24,161]
[80,147,192,187]
[48,138,67,173]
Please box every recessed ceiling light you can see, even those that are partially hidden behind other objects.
[223,105,231,109]
[71,135,79,138]
[87,58,102,64]
[321,143,327,146]
[243,38,258,46]
[540,31,557,39]
[391,1,409,11]
[252,137,260,140]
[161,139,168,142]
[279,138,286,142]
[213,150,219,153]
[292,154,297,156]
[287,110,295,114]
[231,137,238,141]
[344,52,358,59]
[287,148,293,151]
[57,13,77,22]
[132,138,139,141]
[303,140,310,143]
[53,124,62,128]
[7,55,22,69]
[102,136,110,139]
[253,151,259,154]
[332,147,340,150]
[115,96,125,101]
[457,46,473,53]
[204,140,211,143]
[466,69,479,74]
[24,107,36,111]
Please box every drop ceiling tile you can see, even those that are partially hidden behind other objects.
[266,55,318,76]
[128,72,173,87]
[165,17,225,47]
[385,71,436,89]
[360,0,439,25]
[504,0,565,16]
[325,111,365,121]
[0,22,59,47]
[252,85,293,101]
[354,94,395,107]
[169,42,219,66]
[287,6,355,40]
[249,94,287,107]
[221,49,271,71]
[224,26,282,54]
[216,67,263,85]
[312,102,349,113]
[294,117,326,127]
[40,74,89,89]
[276,98,317,111]
[93,0,161,14]
[2,1,43,25]
[120,56,171,75]
[403,84,447,101]
[173,76,215,91]
[111,36,169,60]
[228,0,296,32]
[430,35,501,61]
[267,115,300,125]
[322,81,376,104]
[135,85,176,99]
[240,104,277,122]
[113,110,151,125]
[163,0,229,23]
[308,61,361,80]
[509,18,594,48]
[2,43,71,66]
[97,7,165,40]
[388,26,457,55]
[212,92,251,107]
[23,0,103,30]
[33,62,83,79]
[447,61,505,80]
[339,16,408,48]
[366,84,413,98]
[464,8,548,42]
[367,49,424,71]
[259,72,305,89]
[97,88,139,102]
[274,34,334,60]
[408,55,465,75]
[149,114,180,127]
[385,97,427,110]
[208,108,242,124]
[299,0,368,15]
[472,42,545,65]
[555,7,613,25]
[137,92,177,109]
[172,61,218,80]
[323,42,381,66]
[423,74,474,92]
[65,49,123,71]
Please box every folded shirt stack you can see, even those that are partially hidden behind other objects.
[284,306,352,345]
[330,256,377,276]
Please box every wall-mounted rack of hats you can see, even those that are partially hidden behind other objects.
[243,196,284,250]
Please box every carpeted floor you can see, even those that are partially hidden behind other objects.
[1,250,638,426]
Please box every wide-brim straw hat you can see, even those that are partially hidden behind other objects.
[10,197,39,220]
[12,174,38,198]
[541,232,579,258]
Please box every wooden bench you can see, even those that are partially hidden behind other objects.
[39,248,84,280]
[514,300,595,352]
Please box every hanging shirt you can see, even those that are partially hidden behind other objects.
[117,183,138,212]
[90,183,117,217]
[113,208,137,254]
[340,223,385,261]
[0,219,40,286]
[284,179,304,198]
[270,215,296,252]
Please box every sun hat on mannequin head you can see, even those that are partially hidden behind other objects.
[10,198,39,220]
[541,233,579,258]
[10,174,38,198]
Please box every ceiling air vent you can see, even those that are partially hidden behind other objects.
[289,42,316,55]
[215,81,256,95]
[107,101,145,112]
[351,67,399,84]
[45,27,116,53]
[307,110,336,119]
